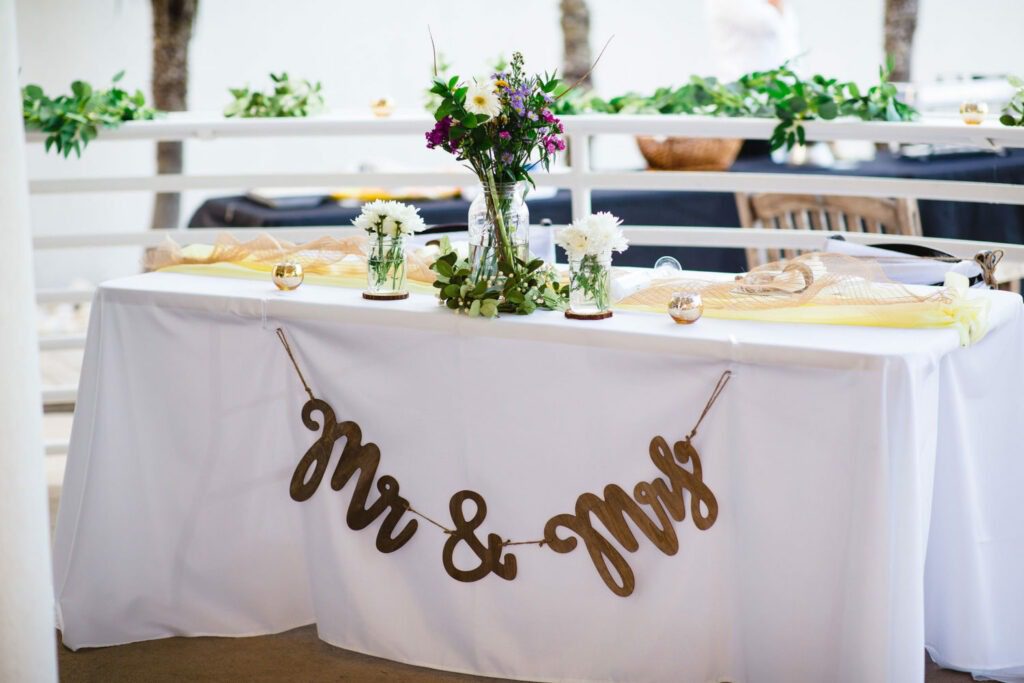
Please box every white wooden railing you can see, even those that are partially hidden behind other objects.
[28,112,1024,435]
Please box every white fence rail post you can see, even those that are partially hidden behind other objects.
[568,133,592,221]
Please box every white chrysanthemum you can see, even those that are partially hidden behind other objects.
[465,80,501,118]
[584,212,627,256]
[352,199,391,233]
[356,200,427,237]
[554,223,590,260]
[352,212,374,232]
[392,203,426,235]
[556,212,628,259]
[381,214,400,237]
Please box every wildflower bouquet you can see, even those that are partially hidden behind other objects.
[425,51,564,194]
[425,52,568,316]
[352,200,426,297]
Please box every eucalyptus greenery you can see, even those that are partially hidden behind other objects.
[224,73,325,118]
[553,59,917,151]
[999,75,1024,127]
[22,71,158,158]
[430,238,567,317]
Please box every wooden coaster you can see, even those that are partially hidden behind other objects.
[564,310,613,321]
[362,292,410,301]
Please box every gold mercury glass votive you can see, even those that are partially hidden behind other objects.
[960,101,988,125]
[272,262,304,291]
[668,292,703,324]
[370,97,395,118]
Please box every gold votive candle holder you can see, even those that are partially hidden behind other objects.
[370,97,395,118]
[668,292,703,324]
[960,101,988,125]
[272,262,304,291]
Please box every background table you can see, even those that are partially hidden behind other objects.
[189,150,1024,273]
[54,272,1024,682]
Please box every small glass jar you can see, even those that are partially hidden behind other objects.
[272,261,304,291]
[568,253,612,315]
[959,101,988,125]
[467,181,530,283]
[365,233,407,296]
[669,292,703,324]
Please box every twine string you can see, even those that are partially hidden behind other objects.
[275,327,315,401]
[403,502,455,535]
[503,538,546,547]
[687,370,732,441]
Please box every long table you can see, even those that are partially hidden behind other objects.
[54,272,1024,682]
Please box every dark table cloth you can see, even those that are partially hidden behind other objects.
[189,150,1024,273]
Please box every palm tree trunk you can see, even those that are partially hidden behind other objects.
[150,0,197,229]
[883,0,919,82]
[560,0,592,88]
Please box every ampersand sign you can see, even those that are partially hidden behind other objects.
[442,490,517,583]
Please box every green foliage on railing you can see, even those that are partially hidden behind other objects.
[22,71,158,158]
[1000,76,1024,127]
[224,73,325,118]
[553,59,917,151]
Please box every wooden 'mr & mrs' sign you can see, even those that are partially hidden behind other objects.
[279,326,727,597]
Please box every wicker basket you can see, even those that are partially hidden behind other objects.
[636,136,743,171]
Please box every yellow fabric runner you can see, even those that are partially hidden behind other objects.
[148,233,991,346]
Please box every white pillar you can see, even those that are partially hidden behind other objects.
[568,132,592,222]
[0,1,59,680]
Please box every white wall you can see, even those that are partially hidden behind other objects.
[15,0,1024,288]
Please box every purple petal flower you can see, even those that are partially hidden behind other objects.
[425,116,452,150]
[501,151,514,164]
[499,130,511,140]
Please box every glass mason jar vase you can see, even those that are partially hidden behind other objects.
[365,233,407,296]
[467,182,529,283]
[568,253,613,315]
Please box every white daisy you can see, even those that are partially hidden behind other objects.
[464,80,502,119]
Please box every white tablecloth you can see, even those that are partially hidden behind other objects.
[54,273,1024,682]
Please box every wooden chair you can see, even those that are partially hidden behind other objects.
[736,193,922,268]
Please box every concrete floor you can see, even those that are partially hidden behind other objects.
[45,416,973,683]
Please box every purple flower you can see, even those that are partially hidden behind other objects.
[543,135,566,154]
[510,84,533,116]
[527,110,538,121]
[498,130,511,140]
[425,116,452,150]
[501,151,514,165]
[541,108,556,123]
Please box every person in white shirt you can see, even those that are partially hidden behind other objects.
[705,0,802,156]
[705,0,801,83]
